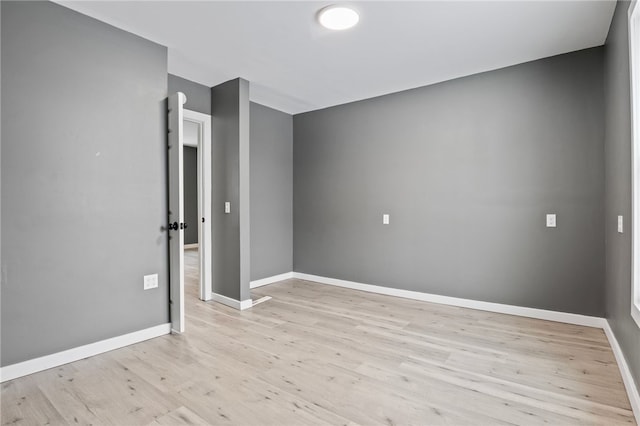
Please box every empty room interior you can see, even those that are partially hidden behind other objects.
[2,0,640,424]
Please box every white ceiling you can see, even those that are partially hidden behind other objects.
[57,1,616,115]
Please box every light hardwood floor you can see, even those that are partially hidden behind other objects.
[1,249,635,425]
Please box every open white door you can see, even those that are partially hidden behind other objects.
[168,92,186,333]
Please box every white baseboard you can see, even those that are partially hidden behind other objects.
[2,274,636,423]
[291,272,606,328]
[0,323,171,383]
[250,272,294,289]
[184,243,198,250]
[252,296,272,307]
[211,292,253,310]
[603,322,640,423]
[292,272,640,419]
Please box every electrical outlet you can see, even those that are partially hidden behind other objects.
[383,214,390,225]
[144,274,158,290]
[546,214,556,228]
[225,202,231,214]
[618,215,624,233]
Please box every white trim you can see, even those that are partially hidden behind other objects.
[250,272,294,288]
[292,272,606,328]
[291,273,640,414]
[184,243,198,250]
[0,323,171,383]
[603,321,640,423]
[252,296,272,307]
[630,0,640,329]
[211,292,253,311]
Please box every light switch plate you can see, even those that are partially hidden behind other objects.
[618,215,624,233]
[383,214,390,225]
[144,274,158,290]
[224,202,230,214]
[546,214,556,228]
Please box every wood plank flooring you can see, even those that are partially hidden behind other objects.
[1,249,635,425]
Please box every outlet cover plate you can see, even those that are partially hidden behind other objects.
[144,274,158,290]
[546,214,557,228]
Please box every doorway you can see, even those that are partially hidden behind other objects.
[168,92,212,334]
[183,108,212,304]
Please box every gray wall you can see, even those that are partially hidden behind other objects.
[211,78,251,301]
[604,1,640,388]
[168,74,210,115]
[294,47,605,316]
[168,74,295,286]
[1,1,169,366]
[184,146,198,245]
[251,103,293,280]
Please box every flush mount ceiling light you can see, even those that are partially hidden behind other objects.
[318,5,359,30]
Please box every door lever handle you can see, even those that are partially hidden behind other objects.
[168,222,179,231]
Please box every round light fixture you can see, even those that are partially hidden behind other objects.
[318,5,359,31]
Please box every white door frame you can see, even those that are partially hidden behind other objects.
[183,109,212,301]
